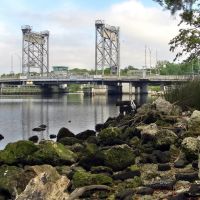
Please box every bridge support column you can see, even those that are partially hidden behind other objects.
[107,83,122,95]
[140,84,148,94]
[134,86,140,95]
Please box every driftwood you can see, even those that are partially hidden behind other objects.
[68,185,111,200]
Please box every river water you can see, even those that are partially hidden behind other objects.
[0,94,151,149]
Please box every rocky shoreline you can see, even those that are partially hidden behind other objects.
[0,97,200,200]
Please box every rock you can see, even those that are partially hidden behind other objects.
[155,129,178,151]
[32,127,45,132]
[0,165,35,198]
[39,124,47,128]
[112,169,141,180]
[70,143,85,153]
[145,179,175,190]
[192,160,198,169]
[101,144,135,171]
[175,172,199,182]
[135,187,154,195]
[57,127,75,141]
[152,150,171,163]
[188,183,200,197]
[16,165,70,200]
[97,127,123,146]
[58,137,81,146]
[78,143,104,170]
[115,189,135,200]
[49,134,57,139]
[168,193,188,200]
[28,135,39,143]
[95,124,104,132]
[29,141,77,165]
[153,97,173,115]
[0,140,38,165]
[174,152,189,168]
[86,136,99,144]
[140,153,157,164]
[158,163,171,171]
[91,166,113,175]
[72,170,113,188]
[76,130,96,140]
[188,110,200,134]
[0,134,4,141]
[181,137,198,160]
[137,123,159,143]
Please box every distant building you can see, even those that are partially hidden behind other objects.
[52,66,69,76]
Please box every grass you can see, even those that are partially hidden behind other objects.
[164,79,200,110]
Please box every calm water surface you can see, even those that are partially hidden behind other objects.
[0,94,150,149]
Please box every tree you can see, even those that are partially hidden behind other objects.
[154,0,200,61]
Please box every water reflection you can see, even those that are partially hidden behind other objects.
[0,94,151,149]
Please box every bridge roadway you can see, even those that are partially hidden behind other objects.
[0,75,192,86]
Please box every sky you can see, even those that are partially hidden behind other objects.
[0,0,180,73]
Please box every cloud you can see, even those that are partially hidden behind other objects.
[0,0,180,73]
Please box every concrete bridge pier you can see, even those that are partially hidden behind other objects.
[107,83,122,95]
[140,83,148,94]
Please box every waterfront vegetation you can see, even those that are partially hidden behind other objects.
[165,79,200,110]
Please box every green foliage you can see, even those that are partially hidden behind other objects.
[68,84,81,93]
[154,0,200,61]
[72,171,113,188]
[165,79,200,110]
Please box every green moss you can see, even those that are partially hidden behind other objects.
[98,127,122,145]
[0,140,38,164]
[58,137,81,146]
[102,144,135,171]
[129,136,140,147]
[128,164,140,172]
[72,171,113,188]
[30,141,77,165]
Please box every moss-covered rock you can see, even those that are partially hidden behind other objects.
[101,144,135,171]
[76,129,96,140]
[0,140,38,165]
[72,170,113,188]
[98,127,123,145]
[57,127,75,142]
[29,141,77,165]
[188,110,200,135]
[0,165,35,198]
[58,137,81,146]
[78,143,104,170]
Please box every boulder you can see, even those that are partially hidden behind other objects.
[158,163,171,171]
[57,127,75,142]
[28,135,39,143]
[188,110,200,134]
[100,144,135,171]
[49,134,57,139]
[136,123,159,143]
[32,127,45,132]
[72,170,113,188]
[95,123,104,132]
[16,165,70,200]
[145,179,175,190]
[97,127,123,146]
[29,141,77,165]
[152,150,171,163]
[91,166,113,175]
[175,172,199,182]
[112,169,141,180]
[181,137,198,160]
[188,183,200,197]
[153,97,173,115]
[58,137,81,146]
[135,187,154,195]
[155,129,178,151]
[76,130,96,140]
[174,152,189,168]
[0,140,38,165]
[0,165,35,198]
[0,134,4,141]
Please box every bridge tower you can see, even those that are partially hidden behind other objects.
[21,25,49,77]
[95,20,120,76]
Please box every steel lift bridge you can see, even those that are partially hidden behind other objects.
[21,25,50,77]
[95,20,120,76]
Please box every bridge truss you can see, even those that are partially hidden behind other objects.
[21,25,49,77]
[95,20,120,76]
